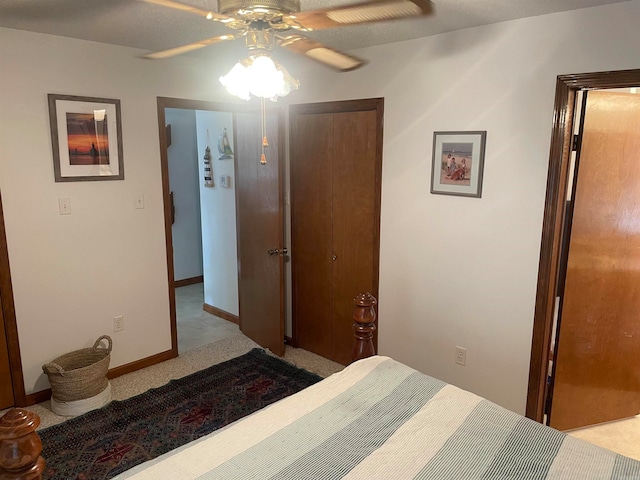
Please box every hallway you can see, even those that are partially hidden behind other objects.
[176,283,239,354]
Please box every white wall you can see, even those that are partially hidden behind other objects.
[195,111,239,316]
[166,109,203,281]
[2,0,640,409]
[0,27,238,394]
[277,1,640,413]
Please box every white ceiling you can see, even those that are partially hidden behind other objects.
[0,0,631,60]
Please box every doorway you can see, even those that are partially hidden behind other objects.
[527,70,640,429]
[156,97,286,358]
[547,88,640,431]
[164,107,240,354]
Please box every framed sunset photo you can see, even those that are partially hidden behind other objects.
[48,94,124,182]
[431,131,486,198]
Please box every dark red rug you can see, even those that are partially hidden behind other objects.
[39,348,322,480]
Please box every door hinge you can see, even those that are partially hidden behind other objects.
[572,134,580,152]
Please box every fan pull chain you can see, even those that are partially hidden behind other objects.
[260,97,268,165]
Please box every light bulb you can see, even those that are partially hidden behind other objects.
[248,56,283,99]
[219,63,251,101]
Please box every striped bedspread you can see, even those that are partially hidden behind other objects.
[116,355,640,479]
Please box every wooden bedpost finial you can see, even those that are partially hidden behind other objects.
[0,409,45,480]
[352,292,377,363]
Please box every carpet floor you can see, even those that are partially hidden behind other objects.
[39,348,322,480]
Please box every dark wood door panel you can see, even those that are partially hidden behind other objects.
[291,113,334,358]
[331,110,379,365]
[0,192,15,409]
[550,90,640,430]
[290,99,383,365]
[0,290,14,409]
[235,110,285,356]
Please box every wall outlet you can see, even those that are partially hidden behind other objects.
[455,346,467,366]
[113,315,124,332]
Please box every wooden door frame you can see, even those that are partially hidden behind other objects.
[526,69,640,422]
[0,191,27,406]
[288,98,384,351]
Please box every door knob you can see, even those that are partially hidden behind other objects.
[268,247,289,256]
[332,255,337,261]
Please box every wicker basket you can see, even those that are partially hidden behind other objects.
[42,335,112,403]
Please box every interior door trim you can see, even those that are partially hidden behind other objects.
[526,69,640,422]
[0,192,26,406]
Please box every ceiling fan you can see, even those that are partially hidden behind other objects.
[141,0,434,71]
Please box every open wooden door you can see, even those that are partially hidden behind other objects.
[0,193,15,409]
[234,109,285,356]
[0,291,14,409]
[549,90,640,431]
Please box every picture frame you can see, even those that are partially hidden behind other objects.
[48,94,124,182]
[431,131,486,198]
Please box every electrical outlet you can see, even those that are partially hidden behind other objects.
[455,346,467,366]
[114,316,124,332]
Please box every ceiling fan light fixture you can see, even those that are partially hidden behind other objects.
[219,54,299,101]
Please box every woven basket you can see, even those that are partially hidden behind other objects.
[42,335,112,403]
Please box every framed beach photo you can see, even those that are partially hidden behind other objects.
[431,131,486,198]
[48,94,124,182]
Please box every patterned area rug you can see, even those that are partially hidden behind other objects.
[39,348,322,480]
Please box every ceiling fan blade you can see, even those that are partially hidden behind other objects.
[140,0,231,21]
[279,35,365,71]
[143,34,237,59]
[284,0,432,31]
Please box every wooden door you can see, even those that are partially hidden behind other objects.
[234,109,285,356]
[331,110,380,365]
[290,112,334,359]
[291,99,382,365]
[0,290,14,409]
[0,193,14,409]
[549,90,640,431]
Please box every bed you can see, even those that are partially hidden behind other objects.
[1,293,639,479]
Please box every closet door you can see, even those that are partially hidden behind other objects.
[331,109,379,365]
[291,99,383,365]
[290,113,334,359]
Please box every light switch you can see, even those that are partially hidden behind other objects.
[58,197,71,215]
[135,194,144,209]
[220,175,231,188]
